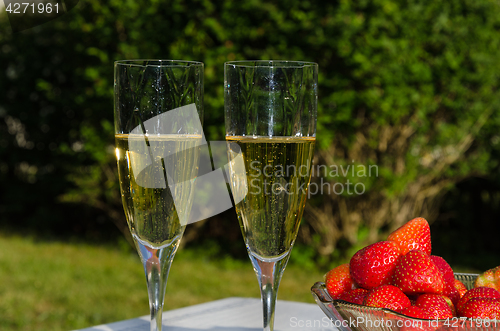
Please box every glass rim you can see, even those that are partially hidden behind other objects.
[114,59,204,68]
[224,60,318,68]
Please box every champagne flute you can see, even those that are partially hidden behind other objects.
[114,60,204,331]
[224,60,318,331]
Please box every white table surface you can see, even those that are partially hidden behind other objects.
[76,297,337,331]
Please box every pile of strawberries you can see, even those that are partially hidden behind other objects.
[324,217,500,320]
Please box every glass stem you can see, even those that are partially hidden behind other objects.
[136,238,182,331]
[249,253,290,331]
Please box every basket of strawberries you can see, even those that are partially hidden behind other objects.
[311,217,500,331]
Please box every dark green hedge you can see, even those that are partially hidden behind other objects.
[1,0,500,266]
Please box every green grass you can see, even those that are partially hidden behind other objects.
[0,233,325,331]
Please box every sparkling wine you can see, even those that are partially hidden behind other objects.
[226,136,315,260]
[115,134,202,248]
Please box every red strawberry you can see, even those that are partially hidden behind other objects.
[430,255,459,305]
[387,217,432,255]
[454,279,467,298]
[339,288,369,305]
[363,284,411,313]
[430,256,455,284]
[441,295,457,316]
[349,241,401,290]
[391,250,445,295]
[457,286,500,315]
[415,294,454,319]
[401,306,434,319]
[461,297,500,319]
[443,286,460,307]
[324,263,355,299]
[474,265,500,292]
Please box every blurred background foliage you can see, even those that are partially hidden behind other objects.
[1,0,500,272]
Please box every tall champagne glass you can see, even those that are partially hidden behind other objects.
[114,60,204,331]
[224,60,318,331]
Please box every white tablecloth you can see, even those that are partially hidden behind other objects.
[77,297,336,331]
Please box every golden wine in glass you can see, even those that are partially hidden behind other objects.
[114,60,203,331]
[225,60,318,331]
